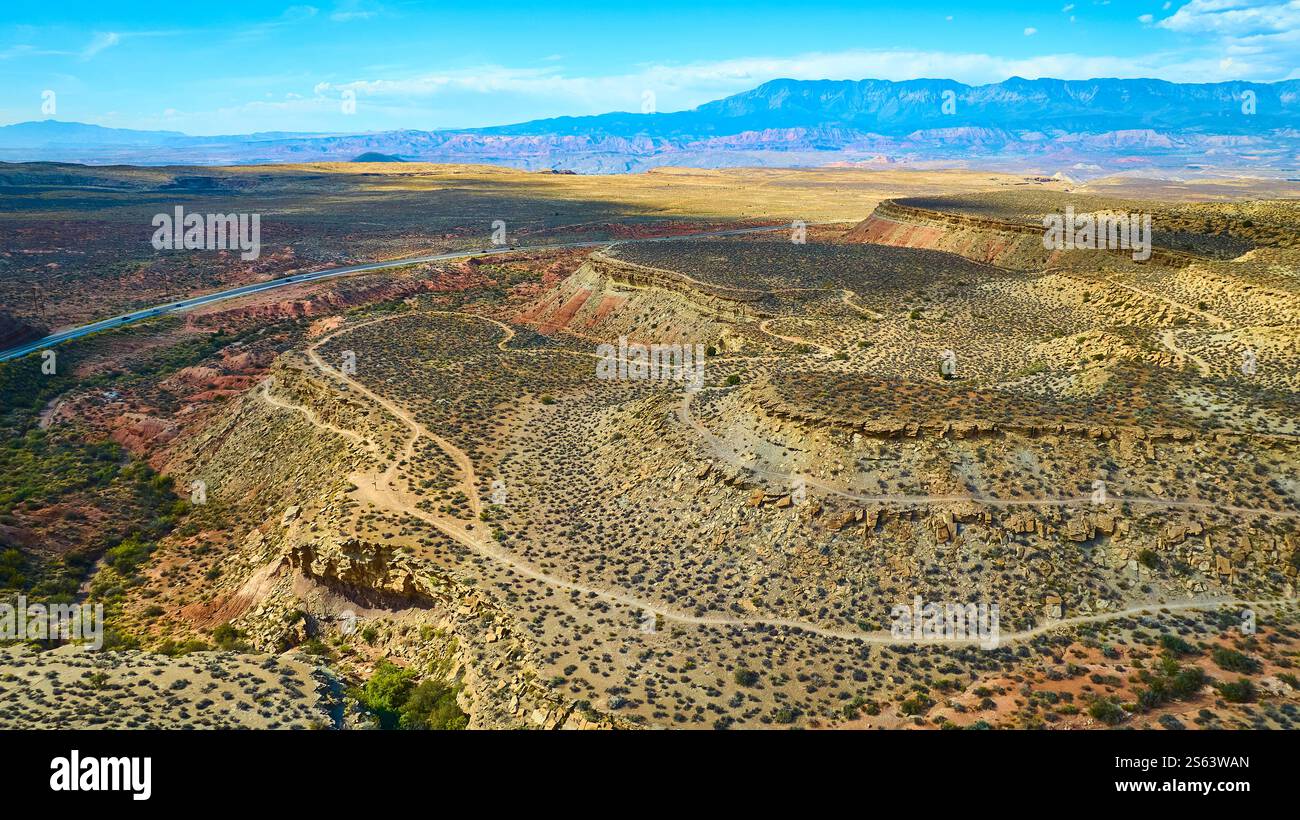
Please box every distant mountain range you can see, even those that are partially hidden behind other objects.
[2,78,1298,176]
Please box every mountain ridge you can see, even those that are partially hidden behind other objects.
[485,77,1300,138]
[3,77,1297,174]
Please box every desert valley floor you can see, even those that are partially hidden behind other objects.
[1,163,1299,729]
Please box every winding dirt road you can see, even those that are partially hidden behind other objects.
[257,309,1296,647]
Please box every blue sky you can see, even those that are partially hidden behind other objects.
[1,0,1297,134]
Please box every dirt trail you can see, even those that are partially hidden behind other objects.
[1102,274,1226,378]
[678,390,1300,519]
[841,289,885,320]
[753,290,881,353]
[259,376,373,450]
[755,318,837,354]
[1117,280,1232,329]
[1159,328,1214,377]
[259,310,1296,645]
[306,313,484,518]
[1065,272,1233,330]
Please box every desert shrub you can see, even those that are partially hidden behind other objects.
[0,548,27,589]
[300,638,332,657]
[1160,634,1196,656]
[1158,714,1186,730]
[358,660,416,727]
[211,623,245,650]
[900,693,933,715]
[158,638,210,656]
[1088,697,1125,725]
[104,536,154,576]
[1169,667,1207,699]
[733,668,759,687]
[1211,647,1259,674]
[1217,679,1256,703]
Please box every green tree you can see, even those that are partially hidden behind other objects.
[360,660,417,727]
[399,679,469,730]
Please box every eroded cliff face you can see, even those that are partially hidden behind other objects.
[0,311,46,350]
[684,380,1300,623]
[845,200,1197,270]
[516,252,763,345]
[279,532,621,728]
[125,357,622,729]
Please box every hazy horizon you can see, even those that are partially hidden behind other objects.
[6,74,1300,138]
[3,0,1298,135]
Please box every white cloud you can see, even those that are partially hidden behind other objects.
[1158,0,1300,36]
[0,44,63,60]
[232,5,320,42]
[80,32,120,59]
[1024,27,1038,35]
[1139,14,1155,24]
[1155,1,1300,79]
[119,33,1300,133]
[330,1,382,22]
[311,45,1294,121]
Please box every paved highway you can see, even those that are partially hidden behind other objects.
[0,224,793,362]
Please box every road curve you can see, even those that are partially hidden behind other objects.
[261,309,1295,647]
[0,224,798,363]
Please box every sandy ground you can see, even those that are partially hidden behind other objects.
[0,644,336,729]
